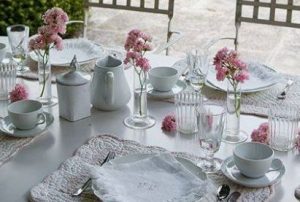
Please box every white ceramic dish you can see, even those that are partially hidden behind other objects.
[149,67,179,92]
[221,156,285,188]
[206,62,281,93]
[147,80,187,99]
[29,38,105,66]
[0,112,54,137]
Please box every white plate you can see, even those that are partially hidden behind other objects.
[29,38,105,66]
[221,156,285,188]
[206,62,281,93]
[0,112,54,137]
[147,80,187,99]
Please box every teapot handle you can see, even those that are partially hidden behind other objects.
[104,71,114,105]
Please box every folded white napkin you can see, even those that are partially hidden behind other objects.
[90,153,215,202]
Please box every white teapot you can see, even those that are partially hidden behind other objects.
[91,56,131,111]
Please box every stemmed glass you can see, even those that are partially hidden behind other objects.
[186,49,210,93]
[7,24,30,73]
[196,103,225,173]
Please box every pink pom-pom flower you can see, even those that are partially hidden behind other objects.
[161,115,176,132]
[9,84,28,103]
[251,122,269,144]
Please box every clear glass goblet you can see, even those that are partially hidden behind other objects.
[186,49,210,93]
[7,24,30,73]
[196,103,225,173]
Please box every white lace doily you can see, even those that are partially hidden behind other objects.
[30,134,274,202]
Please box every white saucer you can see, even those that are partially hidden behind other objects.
[221,156,285,188]
[0,112,54,138]
[147,80,187,99]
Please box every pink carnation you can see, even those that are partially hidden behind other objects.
[28,35,47,51]
[43,7,69,34]
[136,57,150,72]
[251,122,269,144]
[162,115,176,132]
[9,84,28,103]
[213,47,249,84]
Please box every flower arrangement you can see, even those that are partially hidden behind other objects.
[28,7,68,97]
[124,29,152,116]
[9,84,28,103]
[213,47,249,116]
[161,115,176,132]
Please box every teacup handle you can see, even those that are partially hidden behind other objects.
[35,113,46,126]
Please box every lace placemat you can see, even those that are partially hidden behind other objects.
[30,135,274,202]
[0,135,38,167]
[173,60,300,117]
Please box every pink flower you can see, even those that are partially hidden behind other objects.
[50,34,63,50]
[136,57,150,72]
[251,122,269,144]
[28,35,47,51]
[213,47,249,84]
[9,84,28,103]
[162,115,176,132]
[124,29,152,72]
[43,7,69,34]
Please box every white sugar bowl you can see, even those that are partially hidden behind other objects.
[56,65,91,122]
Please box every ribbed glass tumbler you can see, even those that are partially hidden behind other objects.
[0,62,17,100]
[268,106,299,151]
[175,91,202,134]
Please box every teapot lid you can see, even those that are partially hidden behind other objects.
[56,55,89,86]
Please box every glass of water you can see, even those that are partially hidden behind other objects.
[196,103,225,173]
[186,49,210,92]
[7,24,30,73]
[268,106,299,151]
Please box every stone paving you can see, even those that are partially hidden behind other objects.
[86,0,300,74]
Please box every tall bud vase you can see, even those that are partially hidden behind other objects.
[37,50,57,107]
[124,68,155,129]
[223,80,247,143]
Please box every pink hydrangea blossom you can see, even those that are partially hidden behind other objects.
[251,122,269,144]
[213,47,249,84]
[43,7,69,34]
[136,57,150,72]
[161,115,176,132]
[9,84,28,103]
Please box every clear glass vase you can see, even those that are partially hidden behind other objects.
[223,80,247,143]
[37,50,57,107]
[124,68,155,129]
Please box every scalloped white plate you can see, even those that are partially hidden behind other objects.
[29,38,105,66]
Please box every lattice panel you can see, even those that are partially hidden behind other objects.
[85,0,175,16]
[236,0,300,28]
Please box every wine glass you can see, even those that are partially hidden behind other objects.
[196,103,225,173]
[7,24,30,73]
[186,49,210,93]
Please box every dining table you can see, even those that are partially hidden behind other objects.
[0,36,299,202]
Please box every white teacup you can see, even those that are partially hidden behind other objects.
[0,43,6,62]
[149,67,178,92]
[233,142,274,178]
[8,100,46,130]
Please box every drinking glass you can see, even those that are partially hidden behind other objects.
[268,106,299,151]
[196,103,225,173]
[0,62,17,100]
[186,49,210,93]
[175,91,202,134]
[7,24,30,73]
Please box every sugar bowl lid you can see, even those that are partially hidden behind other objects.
[56,55,89,86]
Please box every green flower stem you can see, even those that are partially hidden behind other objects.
[134,67,146,116]
[36,48,50,98]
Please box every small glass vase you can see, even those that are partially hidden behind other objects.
[37,50,57,107]
[223,80,247,143]
[124,68,155,129]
